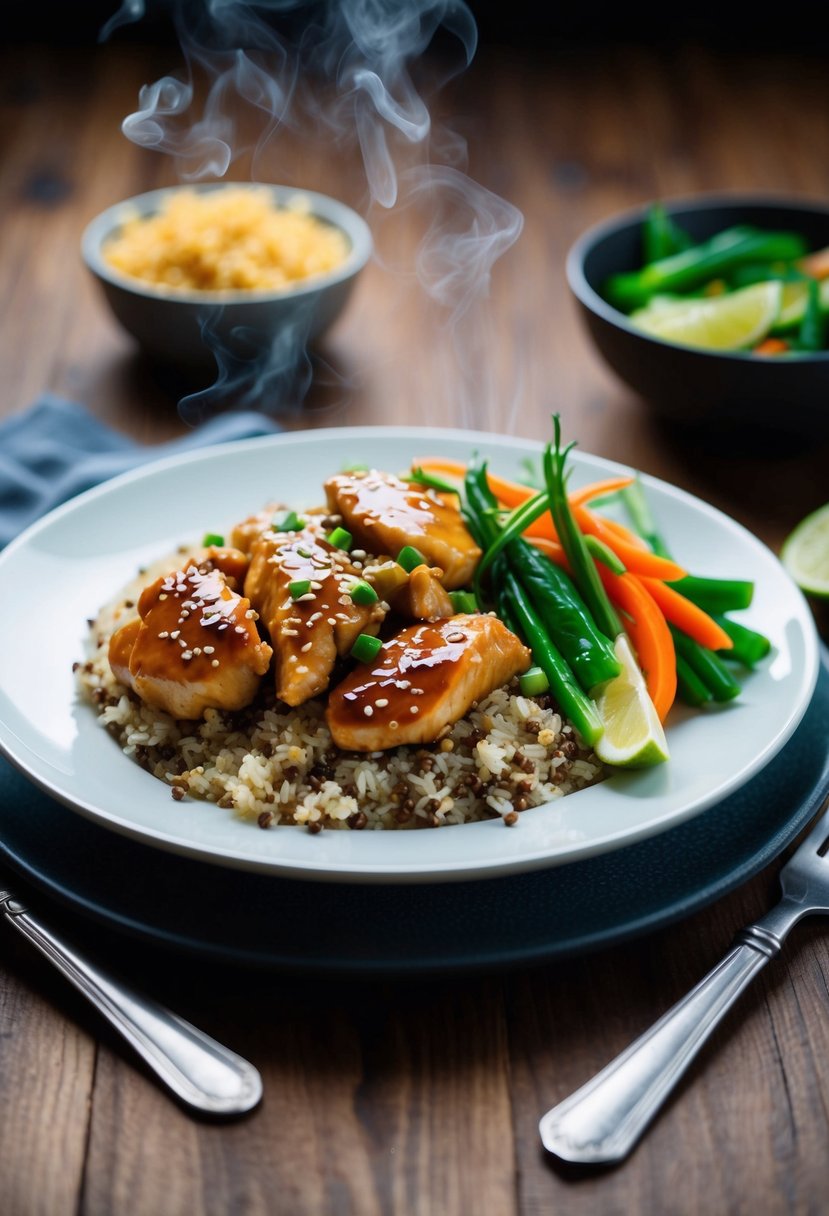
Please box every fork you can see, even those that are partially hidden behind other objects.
[539,799,829,1165]
[1,886,262,1116]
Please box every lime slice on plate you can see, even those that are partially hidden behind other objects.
[593,635,670,769]
[781,503,829,597]
[630,281,782,351]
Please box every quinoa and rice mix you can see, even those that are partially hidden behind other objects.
[78,549,605,832]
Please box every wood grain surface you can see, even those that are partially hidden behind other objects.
[1,34,828,1216]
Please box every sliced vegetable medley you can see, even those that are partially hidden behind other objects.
[411,417,771,769]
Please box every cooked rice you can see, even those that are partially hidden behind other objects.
[78,553,605,831]
[103,187,350,293]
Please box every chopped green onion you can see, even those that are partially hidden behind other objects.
[449,590,479,613]
[519,666,550,697]
[342,462,369,473]
[328,526,353,551]
[272,510,304,533]
[585,534,626,574]
[289,579,311,600]
[296,547,312,559]
[351,633,383,663]
[202,532,225,548]
[349,580,379,606]
[397,545,426,572]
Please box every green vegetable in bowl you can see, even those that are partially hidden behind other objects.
[604,204,829,354]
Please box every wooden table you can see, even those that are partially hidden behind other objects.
[2,35,828,1216]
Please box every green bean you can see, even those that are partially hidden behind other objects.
[606,226,809,311]
[675,655,713,707]
[585,533,626,575]
[501,570,604,747]
[669,576,754,614]
[714,614,771,667]
[543,418,623,642]
[643,203,694,263]
[618,480,672,559]
[798,278,827,352]
[669,626,741,702]
[507,541,621,692]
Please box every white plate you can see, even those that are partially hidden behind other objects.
[0,427,819,884]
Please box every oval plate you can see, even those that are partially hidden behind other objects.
[0,427,819,883]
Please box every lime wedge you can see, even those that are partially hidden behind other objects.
[781,503,829,597]
[593,635,670,769]
[771,278,829,333]
[630,281,782,351]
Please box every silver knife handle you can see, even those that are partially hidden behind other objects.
[1,893,262,1116]
[539,911,795,1165]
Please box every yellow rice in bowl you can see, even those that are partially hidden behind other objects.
[102,187,351,293]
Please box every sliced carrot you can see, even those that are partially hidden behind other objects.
[567,476,635,506]
[599,516,650,551]
[799,247,829,280]
[598,569,677,722]
[753,337,789,356]
[639,578,733,651]
[573,507,688,581]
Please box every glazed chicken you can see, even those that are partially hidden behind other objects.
[326,614,531,751]
[323,470,481,590]
[243,524,386,707]
[108,552,272,719]
[390,564,454,622]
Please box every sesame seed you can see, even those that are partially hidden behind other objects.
[193,647,201,656]
[389,720,399,730]
[298,592,316,602]
[170,630,180,640]
[211,659,220,668]
[327,617,337,625]
[297,665,309,674]
[180,609,190,618]
[301,642,312,653]
[376,698,389,708]
[203,645,214,654]
[158,630,169,639]
[363,706,374,717]
[182,651,193,661]
[234,626,245,634]
[410,706,419,714]
[282,629,299,637]
[158,593,168,601]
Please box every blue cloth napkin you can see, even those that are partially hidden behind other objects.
[0,395,282,549]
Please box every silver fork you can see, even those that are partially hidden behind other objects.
[1,886,262,1116]
[539,799,829,1165]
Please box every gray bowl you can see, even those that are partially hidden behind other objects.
[81,183,373,370]
[566,193,829,438]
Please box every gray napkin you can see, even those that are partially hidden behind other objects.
[0,395,282,548]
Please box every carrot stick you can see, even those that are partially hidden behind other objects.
[574,507,688,580]
[568,476,635,507]
[598,569,677,722]
[416,458,633,511]
[599,516,650,550]
[639,578,733,652]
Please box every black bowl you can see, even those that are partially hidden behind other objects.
[567,194,829,438]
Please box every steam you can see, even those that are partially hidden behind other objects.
[102,0,523,427]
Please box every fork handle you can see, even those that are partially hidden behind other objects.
[539,923,789,1164]
[1,893,262,1116]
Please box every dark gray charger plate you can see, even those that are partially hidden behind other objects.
[2,652,828,976]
